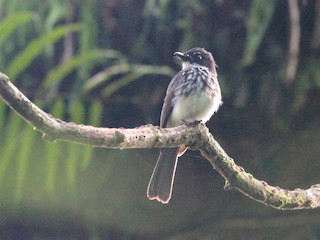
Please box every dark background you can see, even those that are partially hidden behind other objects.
[0,0,320,239]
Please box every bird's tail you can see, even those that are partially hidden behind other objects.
[147,148,179,204]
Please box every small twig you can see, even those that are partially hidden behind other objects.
[0,71,320,210]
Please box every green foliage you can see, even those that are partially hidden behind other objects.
[44,98,64,194]
[0,1,177,208]
[292,57,320,114]
[0,12,33,66]
[0,2,320,237]
[6,24,82,80]
[83,63,175,97]
[0,109,24,194]
[0,12,33,50]
[81,100,103,170]
[14,123,37,203]
[0,98,104,202]
[44,0,70,31]
[44,140,60,195]
[242,0,275,66]
[66,100,85,187]
[78,0,99,80]
[43,49,123,88]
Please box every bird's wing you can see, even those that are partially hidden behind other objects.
[159,71,184,127]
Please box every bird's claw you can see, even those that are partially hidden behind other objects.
[181,119,203,127]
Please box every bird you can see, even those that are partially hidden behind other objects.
[147,47,222,204]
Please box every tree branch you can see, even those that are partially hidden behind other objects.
[1,71,320,210]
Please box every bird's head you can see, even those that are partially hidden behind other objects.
[174,48,217,73]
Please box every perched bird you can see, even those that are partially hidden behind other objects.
[147,48,222,204]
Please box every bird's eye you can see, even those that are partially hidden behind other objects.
[193,53,202,62]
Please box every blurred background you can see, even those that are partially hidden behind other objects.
[0,0,320,239]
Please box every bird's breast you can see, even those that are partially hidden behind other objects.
[168,92,221,127]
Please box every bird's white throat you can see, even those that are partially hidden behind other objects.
[181,61,201,70]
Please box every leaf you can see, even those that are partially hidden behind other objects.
[45,1,70,31]
[14,125,37,204]
[78,0,98,80]
[81,100,103,170]
[83,63,173,95]
[0,112,24,191]
[102,72,144,97]
[42,49,122,88]
[82,64,130,93]
[66,101,85,187]
[101,64,174,97]
[0,102,5,132]
[291,58,320,114]
[6,24,82,80]
[44,98,64,194]
[0,12,33,48]
[65,144,79,188]
[241,0,275,66]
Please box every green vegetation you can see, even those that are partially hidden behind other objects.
[0,0,320,239]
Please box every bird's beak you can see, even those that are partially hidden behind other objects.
[173,52,190,62]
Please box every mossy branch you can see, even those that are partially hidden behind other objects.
[0,71,319,210]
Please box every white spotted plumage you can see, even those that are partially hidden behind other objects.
[168,65,221,127]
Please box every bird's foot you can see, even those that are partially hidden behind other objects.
[181,119,203,127]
